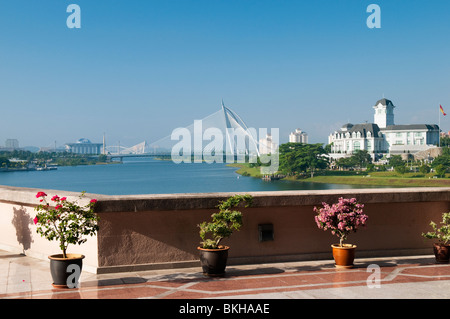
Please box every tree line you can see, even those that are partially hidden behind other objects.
[273,142,450,178]
[0,150,107,168]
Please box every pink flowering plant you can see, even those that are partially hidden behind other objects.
[34,191,99,258]
[314,197,368,247]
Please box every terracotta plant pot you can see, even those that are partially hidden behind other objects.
[433,243,450,263]
[331,244,356,269]
[198,246,230,276]
[48,254,85,288]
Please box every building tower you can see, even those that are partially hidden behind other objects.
[259,133,278,155]
[103,133,106,155]
[373,98,395,128]
[289,129,308,143]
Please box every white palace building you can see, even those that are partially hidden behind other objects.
[328,98,440,161]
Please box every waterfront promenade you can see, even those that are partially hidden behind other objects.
[1,249,450,300]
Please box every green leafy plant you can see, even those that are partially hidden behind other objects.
[198,194,253,249]
[422,212,450,245]
[34,191,99,258]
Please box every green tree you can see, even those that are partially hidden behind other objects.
[335,156,356,170]
[419,164,431,174]
[324,143,333,153]
[440,137,450,147]
[98,154,107,162]
[334,151,371,171]
[278,143,328,177]
[0,157,10,168]
[435,164,447,178]
[432,153,450,170]
[394,164,407,175]
[388,155,405,168]
[366,163,375,172]
[351,150,372,169]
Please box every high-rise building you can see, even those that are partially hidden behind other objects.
[289,129,308,144]
[5,139,19,149]
[259,134,278,155]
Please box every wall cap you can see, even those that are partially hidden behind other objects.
[1,185,449,212]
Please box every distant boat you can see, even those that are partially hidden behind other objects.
[37,165,58,171]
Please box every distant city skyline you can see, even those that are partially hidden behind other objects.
[0,1,449,149]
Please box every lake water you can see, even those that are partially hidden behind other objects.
[0,158,388,195]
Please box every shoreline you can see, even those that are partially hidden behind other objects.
[0,161,121,173]
[228,163,450,188]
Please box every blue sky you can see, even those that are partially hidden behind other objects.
[1,0,449,148]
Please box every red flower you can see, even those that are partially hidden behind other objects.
[90,199,97,204]
[60,197,67,201]
[36,192,47,198]
[55,204,63,210]
[33,216,38,225]
[51,195,60,202]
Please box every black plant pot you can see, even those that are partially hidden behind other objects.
[433,243,450,263]
[198,246,229,276]
[48,254,85,288]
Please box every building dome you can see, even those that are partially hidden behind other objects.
[76,138,92,144]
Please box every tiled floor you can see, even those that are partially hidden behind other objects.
[1,250,450,299]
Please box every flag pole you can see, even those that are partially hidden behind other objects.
[439,103,441,147]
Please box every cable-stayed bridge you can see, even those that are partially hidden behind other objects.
[105,141,154,157]
[105,101,276,161]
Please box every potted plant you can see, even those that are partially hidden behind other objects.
[197,194,253,276]
[314,197,368,268]
[34,191,99,288]
[422,212,450,263]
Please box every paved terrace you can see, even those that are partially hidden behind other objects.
[1,186,450,308]
[1,250,450,300]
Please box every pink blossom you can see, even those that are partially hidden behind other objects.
[314,197,368,244]
[51,195,60,202]
[55,204,63,210]
[60,197,67,201]
[36,192,47,198]
[33,216,38,225]
[90,199,97,204]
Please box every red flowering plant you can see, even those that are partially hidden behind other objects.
[314,197,368,247]
[34,191,99,258]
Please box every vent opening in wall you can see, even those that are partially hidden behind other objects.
[258,224,274,242]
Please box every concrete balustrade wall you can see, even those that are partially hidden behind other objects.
[0,185,449,274]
